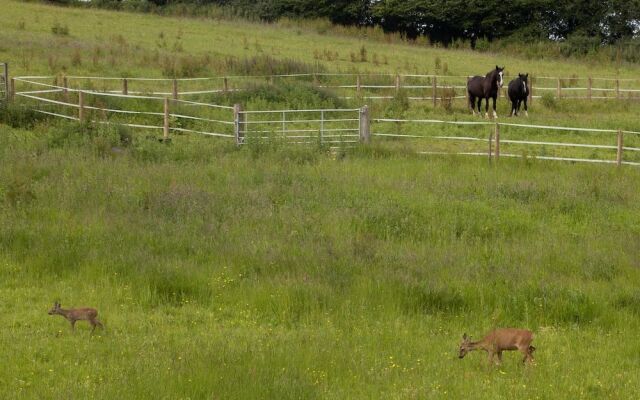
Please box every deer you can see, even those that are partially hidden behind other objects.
[458,328,535,365]
[48,302,104,332]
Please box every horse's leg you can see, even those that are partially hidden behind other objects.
[477,98,482,116]
[492,96,498,119]
[510,100,516,117]
[469,95,476,116]
[524,97,529,117]
[485,97,490,119]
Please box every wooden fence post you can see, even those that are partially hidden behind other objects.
[432,77,437,107]
[223,77,229,93]
[488,130,493,161]
[234,103,244,145]
[587,77,592,100]
[2,63,7,101]
[78,91,85,122]
[10,77,15,102]
[395,74,401,93]
[617,129,623,166]
[359,105,370,144]
[616,79,620,99]
[122,78,128,96]
[494,123,500,159]
[63,75,69,101]
[356,75,361,96]
[163,98,170,141]
[172,79,178,100]
[556,78,561,99]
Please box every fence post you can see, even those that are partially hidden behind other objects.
[234,103,244,145]
[617,129,623,167]
[122,78,128,96]
[223,77,229,93]
[587,77,592,100]
[556,78,561,99]
[432,77,437,107]
[78,91,85,122]
[2,63,7,101]
[395,74,401,93]
[172,79,178,100]
[356,75,361,96]
[320,110,324,145]
[63,75,69,101]
[494,123,500,159]
[616,79,620,99]
[10,77,15,102]
[488,130,493,161]
[163,98,170,141]
[313,73,319,87]
[359,105,370,144]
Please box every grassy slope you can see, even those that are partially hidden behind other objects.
[1,0,640,78]
[1,1,640,399]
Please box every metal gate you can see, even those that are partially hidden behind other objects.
[0,63,7,101]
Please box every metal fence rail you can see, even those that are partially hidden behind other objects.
[236,108,364,147]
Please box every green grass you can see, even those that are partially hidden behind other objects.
[2,1,640,399]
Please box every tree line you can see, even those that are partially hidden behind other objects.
[137,0,639,46]
[56,0,640,48]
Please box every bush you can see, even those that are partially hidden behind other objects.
[51,22,70,36]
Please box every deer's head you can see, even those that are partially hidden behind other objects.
[459,333,472,359]
[48,302,61,315]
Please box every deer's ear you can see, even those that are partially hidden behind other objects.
[463,333,468,340]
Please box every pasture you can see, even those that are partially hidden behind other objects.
[1,0,640,398]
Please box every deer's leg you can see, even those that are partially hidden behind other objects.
[496,351,503,365]
[92,318,104,330]
[70,319,76,331]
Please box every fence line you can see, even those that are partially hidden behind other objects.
[7,70,640,168]
[372,118,640,167]
[14,73,640,105]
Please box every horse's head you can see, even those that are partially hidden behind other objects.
[519,73,529,92]
[495,65,505,88]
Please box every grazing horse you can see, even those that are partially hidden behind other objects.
[467,66,505,119]
[508,74,529,117]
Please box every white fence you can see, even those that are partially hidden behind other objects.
[12,73,640,105]
[8,72,640,168]
[236,107,365,147]
[372,119,640,166]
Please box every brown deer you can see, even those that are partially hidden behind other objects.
[48,302,104,332]
[458,328,535,365]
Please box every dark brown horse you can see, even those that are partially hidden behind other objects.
[467,66,505,119]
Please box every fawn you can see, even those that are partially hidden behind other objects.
[48,302,104,332]
[458,328,535,365]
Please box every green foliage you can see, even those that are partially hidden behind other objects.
[51,21,70,36]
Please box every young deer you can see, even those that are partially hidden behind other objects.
[458,328,535,365]
[48,302,104,332]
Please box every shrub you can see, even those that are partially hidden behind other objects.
[51,22,70,36]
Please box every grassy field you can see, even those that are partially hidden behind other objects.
[1,1,640,399]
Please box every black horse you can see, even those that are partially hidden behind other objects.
[467,66,505,119]
[508,73,529,117]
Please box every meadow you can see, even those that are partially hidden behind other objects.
[1,0,640,398]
